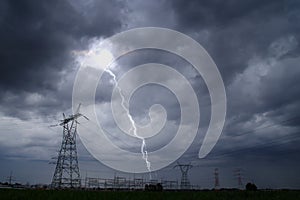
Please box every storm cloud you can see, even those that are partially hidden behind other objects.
[0,0,299,188]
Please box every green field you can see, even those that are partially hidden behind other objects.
[1,189,300,200]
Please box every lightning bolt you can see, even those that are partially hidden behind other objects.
[105,69,152,177]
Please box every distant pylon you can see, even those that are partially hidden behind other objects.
[174,162,193,190]
[51,104,88,188]
[214,168,220,189]
[6,171,15,185]
[234,168,243,189]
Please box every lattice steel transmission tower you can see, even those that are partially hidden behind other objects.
[6,171,15,185]
[51,104,88,188]
[214,168,220,189]
[234,168,243,189]
[174,162,193,190]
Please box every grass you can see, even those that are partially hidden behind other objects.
[0,189,300,200]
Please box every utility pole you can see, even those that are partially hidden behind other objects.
[174,162,193,190]
[50,104,88,188]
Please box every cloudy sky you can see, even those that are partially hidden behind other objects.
[0,0,300,189]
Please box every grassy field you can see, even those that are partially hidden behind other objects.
[0,189,300,200]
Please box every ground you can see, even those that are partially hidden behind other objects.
[1,189,300,200]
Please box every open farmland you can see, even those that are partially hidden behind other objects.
[1,189,300,200]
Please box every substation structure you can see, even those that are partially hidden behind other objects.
[84,176,181,190]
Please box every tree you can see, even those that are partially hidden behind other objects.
[246,182,257,191]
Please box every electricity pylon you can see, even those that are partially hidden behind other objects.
[174,162,193,190]
[234,168,243,189]
[51,104,88,188]
[6,171,15,185]
[214,168,220,189]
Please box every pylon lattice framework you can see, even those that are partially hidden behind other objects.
[174,163,193,190]
[51,104,88,188]
[234,168,243,189]
[214,168,220,189]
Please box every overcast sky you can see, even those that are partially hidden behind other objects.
[0,0,300,189]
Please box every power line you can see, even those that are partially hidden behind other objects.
[208,131,300,159]
[79,120,134,150]
[224,115,300,138]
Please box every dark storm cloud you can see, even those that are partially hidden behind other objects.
[169,0,300,123]
[171,0,300,83]
[0,0,124,118]
[162,1,300,179]
[0,0,300,188]
[172,0,283,28]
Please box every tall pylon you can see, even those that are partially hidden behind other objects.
[234,168,243,189]
[174,162,193,190]
[214,168,220,189]
[51,104,88,188]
